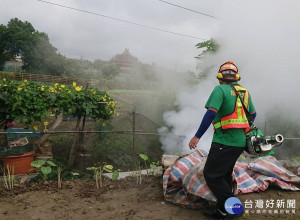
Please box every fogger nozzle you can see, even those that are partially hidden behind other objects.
[266,134,284,144]
[275,134,284,143]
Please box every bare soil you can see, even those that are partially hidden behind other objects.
[0,176,299,220]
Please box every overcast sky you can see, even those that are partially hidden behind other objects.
[0,0,219,72]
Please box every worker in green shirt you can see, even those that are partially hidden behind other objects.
[189,61,256,219]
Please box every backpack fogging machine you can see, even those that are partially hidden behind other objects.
[230,84,284,156]
[246,126,284,156]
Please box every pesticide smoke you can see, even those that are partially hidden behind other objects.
[159,0,300,157]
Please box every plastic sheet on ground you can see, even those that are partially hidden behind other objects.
[163,149,300,208]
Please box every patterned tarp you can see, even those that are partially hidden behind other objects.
[163,149,300,208]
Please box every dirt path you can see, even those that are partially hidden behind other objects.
[0,176,299,220]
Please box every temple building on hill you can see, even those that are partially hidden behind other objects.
[110,49,139,73]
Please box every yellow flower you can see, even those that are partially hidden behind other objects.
[4,84,7,87]
[73,82,77,87]
[3,78,6,81]
[44,129,48,133]
[41,86,45,91]
[61,85,65,88]
[33,125,38,130]
[49,87,55,93]
[102,122,106,126]
[92,91,96,95]
[108,101,116,107]
[75,86,82,92]
[17,87,22,91]
[115,113,120,117]
[23,79,27,83]
[43,121,49,126]
[54,83,58,88]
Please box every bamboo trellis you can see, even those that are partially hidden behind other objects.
[0,71,101,86]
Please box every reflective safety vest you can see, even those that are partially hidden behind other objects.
[213,85,250,130]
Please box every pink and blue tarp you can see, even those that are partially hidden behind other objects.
[163,149,300,208]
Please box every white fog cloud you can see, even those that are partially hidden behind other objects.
[159,0,300,155]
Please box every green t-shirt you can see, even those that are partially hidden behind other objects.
[205,82,256,147]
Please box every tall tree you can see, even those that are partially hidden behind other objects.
[0,18,67,75]
[0,24,11,69]
[26,31,67,75]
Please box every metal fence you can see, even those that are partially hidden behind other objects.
[0,112,166,172]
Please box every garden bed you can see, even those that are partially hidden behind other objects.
[0,176,299,220]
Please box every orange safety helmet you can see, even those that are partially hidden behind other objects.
[217,61,240,81]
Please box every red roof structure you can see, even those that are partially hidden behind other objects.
[110,49,139,73]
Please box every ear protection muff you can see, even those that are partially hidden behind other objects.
[217,72,223,79]
[217,73,240,82]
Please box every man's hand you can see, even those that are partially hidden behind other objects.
[189,136,200,149]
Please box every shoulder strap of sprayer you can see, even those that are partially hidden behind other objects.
[230,84,253,124]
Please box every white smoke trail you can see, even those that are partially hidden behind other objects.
[159,0,300,155]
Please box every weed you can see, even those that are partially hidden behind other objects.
[242,212,250,218]
[86,164,113,188]
[139,154,149,177]
[292,157,300,165]
[2,164,15,190]
[139,154,161,177]
[136,166,142,185]
[57,166,63,189]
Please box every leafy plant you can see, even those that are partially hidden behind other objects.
[86,164,113,188]
[139,153,150,177]
[31,160,57,181]
[195,38,219,59]
[31,160,45,169]
[194,38,220,79]
[150,161,160,176]
[71,172,80,180]
[0,78,117,129]
[112,169,120,181]
[41,166,52,181]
